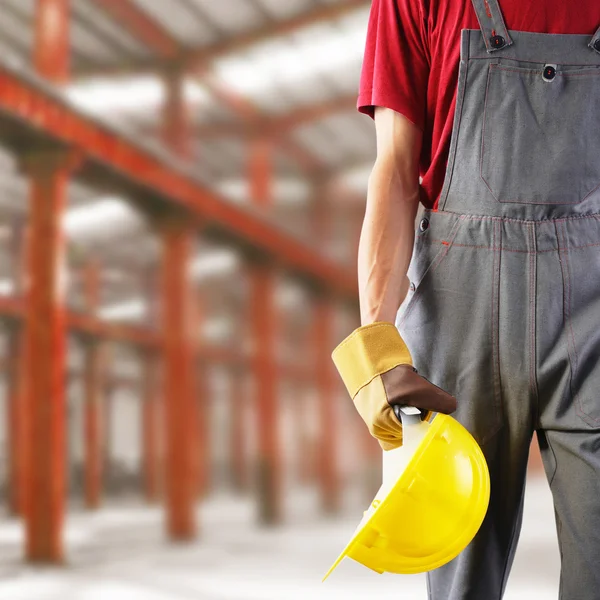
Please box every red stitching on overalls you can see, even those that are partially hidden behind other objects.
[429,237,600,252]
[490,65,600,77]
[438,59,470,211]
[398,219,463,328]
[480,66,600,205]
[480,67,495,198]
[469,56,600,66]
[484,0,493,18]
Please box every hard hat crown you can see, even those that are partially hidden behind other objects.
[324,413,490,579]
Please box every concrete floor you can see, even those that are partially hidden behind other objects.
[0,476,560,600]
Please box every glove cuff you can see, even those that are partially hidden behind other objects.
[331,322,413,398]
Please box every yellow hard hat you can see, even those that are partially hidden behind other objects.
[324,409,490,580]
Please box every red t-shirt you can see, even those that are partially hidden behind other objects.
[358,0,600,210]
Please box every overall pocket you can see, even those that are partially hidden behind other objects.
[396,234,448,331]
[481,62,600,205]
[397,222,504,446]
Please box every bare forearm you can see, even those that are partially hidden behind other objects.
[358,161,419,325]
[358,108,422,326]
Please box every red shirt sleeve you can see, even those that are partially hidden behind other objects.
[358,0,430,131]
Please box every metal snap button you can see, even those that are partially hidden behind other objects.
[594,39,600,52]
[419,218,429,232]
[542,64,557,82]
[409,282,416,292]
[490,35,506,49]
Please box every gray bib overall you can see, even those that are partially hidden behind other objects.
[396,1,600,598]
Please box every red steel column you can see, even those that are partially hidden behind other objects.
[103,378,114,489]
[163,64,200,539]
[142,351,160,502]
[314,296,339,513]
[141,268,161,502]
[83,262,103,509]
[193,290,207,499]
[164,66,207,499]
[248,125,279,521]
[250,263,281,524]
[296,391,309,484]
[249,139,274,207]
[230,368,248,492]
[162,67,193,161]
[21,150,73,563]
[161,223,197,540]
[142,267,165,500]
[311,184,332,249]
[34,0,70,83]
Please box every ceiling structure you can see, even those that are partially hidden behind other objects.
[0,0,374,333]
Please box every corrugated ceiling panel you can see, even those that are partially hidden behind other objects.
[184,0,266,37]
[130,0,219,47]
[75,0,155,59]
[71,15,126,63]
[251,0,315,20]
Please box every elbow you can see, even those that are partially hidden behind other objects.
[368,157,420,207]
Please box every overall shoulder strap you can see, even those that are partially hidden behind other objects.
[471,0,513,53]
[589,25,600,54]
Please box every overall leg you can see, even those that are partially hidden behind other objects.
[399,216,536,599]
[537,219,600,600]
[427,429,531,600]
[537,428,600,600]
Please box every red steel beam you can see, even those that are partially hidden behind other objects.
[202,73,325,174]
[34,0,70,83]
[86,1,343,178]
[22,150,71,563]
[0,291,316,378]
[67,312,159,347]
[0,65,356,297]
[85,0,357,179]
[89,0,180,58]
[161,223,197,540]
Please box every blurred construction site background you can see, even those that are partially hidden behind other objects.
[0,1,558,598]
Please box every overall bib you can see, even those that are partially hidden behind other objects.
[395,1,600,598]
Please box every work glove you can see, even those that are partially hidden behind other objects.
[332,322,457,450]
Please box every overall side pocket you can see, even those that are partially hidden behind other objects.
[398,219,504,446]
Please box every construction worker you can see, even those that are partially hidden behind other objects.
[332,1,600,598]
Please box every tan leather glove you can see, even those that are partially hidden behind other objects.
[332,322,457,450]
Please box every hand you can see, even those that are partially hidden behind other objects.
[332,322,457,450]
